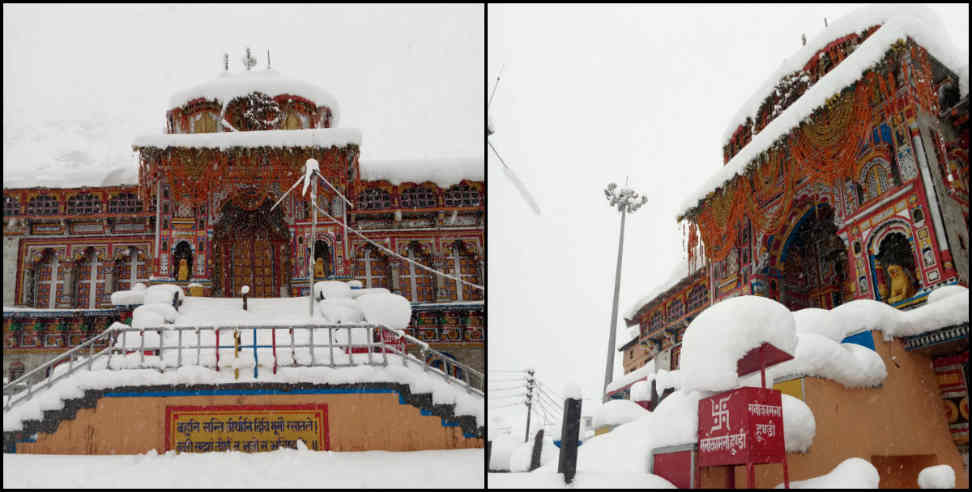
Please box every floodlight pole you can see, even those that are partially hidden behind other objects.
[602,182,646,403]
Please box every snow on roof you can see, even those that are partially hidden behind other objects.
[680,296,797,392]
[168,69,341,126]
[358,158,484,188]
[681,5,969,219]
[606,363,654,394]
[623,260,703,323]
[592,399,649,429]
[132,128,361,151]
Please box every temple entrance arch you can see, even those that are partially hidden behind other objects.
[313,240,333,279]
[778,203,848,310]
[212,196,291,297]
[867,224,920,304]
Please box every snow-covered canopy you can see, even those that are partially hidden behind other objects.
[168,69,341,126]
[133,128,361,151]
[680,296,797,392]
[592,399,649,428]
[358,158,484,188]
[680,4,970,219]
[623,259,703,324]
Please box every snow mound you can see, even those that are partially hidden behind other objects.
[359,158,484,188]
[630,380,652,401]
[489,435,519,471]
[680,296,796,392]
[132,303,179,327]
[143,284,185,307]
[317,298,364,324]
[769,333,887,388]
[593,399,650,429]
[927,285,968,304]
[563,382,582,400]
[775,457,879,488]
[314,281,351,300]
[917,464,955,489]
[781,393,815,453]
[357,292,412,330]
[348,287,390,299]
[111,289,145,306]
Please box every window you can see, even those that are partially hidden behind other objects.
[667,299,684,322]
[284,111,302,130]
[193,112,218,133]
[864,162,890,201]
[400,186,437,209]
[358,188,391,210]
[444,183,481,207]
[27,195,60,216]
[66,193,102,215]
[442,242,480,301]
[108,192,143,213]
[4,195,21,216]
[687,284,708,312]
[649,310,664,333]
[354,245,389,289]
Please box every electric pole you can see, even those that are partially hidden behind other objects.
[524,368,535,442]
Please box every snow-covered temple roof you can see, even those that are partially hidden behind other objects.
[359,158,484,187]
[132,128,361,150]
[168,69,341,126]
[678,5,970,219]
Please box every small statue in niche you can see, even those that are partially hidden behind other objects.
[886,263,917,304]
[875,261,890,300]
[177,258,190,281]
[314,257,325,279]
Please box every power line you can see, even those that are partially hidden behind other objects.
[488,401,525,411]
[489,369,529,374]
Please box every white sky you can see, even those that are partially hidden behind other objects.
[2,4,483,188]
[487,3,969,435]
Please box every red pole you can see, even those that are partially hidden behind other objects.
[215,329,220,372]
[727,465,734,488]
[272,328,278,374]
[747,462,754,488]
[783,453,790,489]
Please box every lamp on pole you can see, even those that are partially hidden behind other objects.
[602,181,648,402]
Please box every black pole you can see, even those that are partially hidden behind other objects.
[558,397,582,484]
[524,369,535,442]
[486,440,492,471]
[529,429,544,471]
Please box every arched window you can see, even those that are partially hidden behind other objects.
[67,193,102,215]
[864,163,891,202]
[108,192,143,213]
[400,186,437,209]
[115,247,146,292]
[442,242,481,301]
[284,111,302,130]
[353,245,389,289]
[358,188,391,210]
[444,183,481,207]
[32,250,60,308]
[27,195,60,216]
[193,112,218,133]
[4,195,21,216]
[401,242,434,303]
[76,248,104,309]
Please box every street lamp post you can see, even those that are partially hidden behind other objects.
[602,182,648,402]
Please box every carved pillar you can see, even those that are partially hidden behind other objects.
[60,260,76,308]
[434,254,450,302]
[104,262,115,295]
[390,260,402,295]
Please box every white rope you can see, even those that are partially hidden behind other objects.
[308,200,485,291]
[313,170,354,209]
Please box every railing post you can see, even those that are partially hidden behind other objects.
[347,326,354,366]
[290,327,296,367]
[420,347,428,372]
[309,326,315,366]
[381,328,389,367]
[139,328,145,369]
[215,328,220,372]
[158,329,165,373]
[367,327,374,366]
[252,327,258,379]
[178,328,183,368]
[328,326,335,368]
[88,338,94,371]
[195,327,201,368]
[272,326,278,375]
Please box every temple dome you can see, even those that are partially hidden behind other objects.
[167,68,340,129]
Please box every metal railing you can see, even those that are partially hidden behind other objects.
[3,323,483,413]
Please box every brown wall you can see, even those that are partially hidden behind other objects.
[17,391,482,454]
[701,330,967,488]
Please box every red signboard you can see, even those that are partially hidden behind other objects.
[697,387,785,467]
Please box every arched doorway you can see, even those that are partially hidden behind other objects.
[872,230,920,304]
[212,197,290,297]
[313,240,333,279]
[779,204,848,310]
[173,241,193,281]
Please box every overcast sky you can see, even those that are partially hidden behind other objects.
[487,3,969,436]
[2,4,483,187]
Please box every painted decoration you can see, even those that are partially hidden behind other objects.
[165,404,329,453]
[697,387,785,467]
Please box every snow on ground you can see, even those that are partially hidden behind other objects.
[680,296,797,392]
[488,470,675,489]
[681,5,969,217]
[358,158,484,188]
[774,457,880,489]
[3,447,483,489]
[917,464,956,489]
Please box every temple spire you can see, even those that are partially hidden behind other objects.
[242,47,257,71]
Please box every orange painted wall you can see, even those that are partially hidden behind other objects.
[16,391,482,454]
[699,330,967,488]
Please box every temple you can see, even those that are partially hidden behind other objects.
[3,54,484,382]
[613,5,968,469]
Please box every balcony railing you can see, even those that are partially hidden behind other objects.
[3,322,483,413]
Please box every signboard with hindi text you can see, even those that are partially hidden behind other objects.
[165,404,329,453]
[697,387,784,467]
